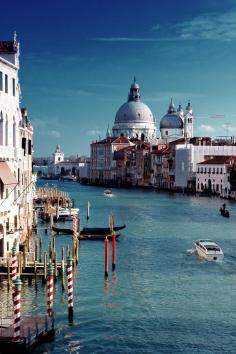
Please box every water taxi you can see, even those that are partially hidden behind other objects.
[195,239,224,261]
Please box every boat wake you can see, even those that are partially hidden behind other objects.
[186,249,196,255]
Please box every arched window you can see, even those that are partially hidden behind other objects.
[5,115,8,146]
[0,112,3,146]
[13,117,16,147]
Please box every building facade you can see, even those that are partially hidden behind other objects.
[0,36,35,258]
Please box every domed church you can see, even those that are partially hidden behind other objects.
[112,78,156,142]
[159,99,194,143]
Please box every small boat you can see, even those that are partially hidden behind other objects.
[219,204,230,218]
[56,207,80,220]
[104,189,113,197]
[195,239,224,261]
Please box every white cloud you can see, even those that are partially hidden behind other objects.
[48,130,61,138]
[199,124,215,133]
[175,11,236,41]
[93,11,236,44]
[222,124,236,133]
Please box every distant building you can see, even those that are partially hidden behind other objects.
[48,145,90,180]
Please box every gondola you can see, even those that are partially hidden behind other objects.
[219,204,230,218]
[52,224,126,239]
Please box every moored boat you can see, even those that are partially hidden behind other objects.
[195,239,224,261]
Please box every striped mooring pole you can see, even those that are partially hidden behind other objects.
[13,276,22,341]
[11,243,17,286]
[47,262,54,317]
[67,255,74,320]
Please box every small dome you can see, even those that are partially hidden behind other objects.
[160,113,183,129]
[160,99,183,129]
[115,101,154,124]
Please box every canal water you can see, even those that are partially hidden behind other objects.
[8,181,236,353]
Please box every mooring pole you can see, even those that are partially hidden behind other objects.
[13,276,22,342]
[104,237,109,278]
[112,232,116,271]
[67,255,74,321]
[47,261,54,317]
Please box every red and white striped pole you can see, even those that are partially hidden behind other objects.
[11,244,17,284]
[112,232,116,271]
[67,255,73,320]
[72,216,77,264]
[47,262,54,317]
[13,276,22,342]
[104,237,109,278]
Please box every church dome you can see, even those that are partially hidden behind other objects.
[115,101,154,124]
[160,99,183,129]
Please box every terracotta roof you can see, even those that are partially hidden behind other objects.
[0,41,18,53]
[198,156,236,165]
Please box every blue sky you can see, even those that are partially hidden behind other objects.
[2,0,236,156]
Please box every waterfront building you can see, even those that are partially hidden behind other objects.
[175,138,236,191]
[0,36,35,257]
[112,78,157,143]
[196,156,236,197]
[159,100,194,143]
[90,136,134,184]
[150,144,171,189]
[48,145,90,180]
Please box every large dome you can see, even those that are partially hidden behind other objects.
[115,101,154,125]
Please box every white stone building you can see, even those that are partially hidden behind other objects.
[112,78,156,142]
[0,36,35,258]
[196,156,235,196]
[175,140,236,189]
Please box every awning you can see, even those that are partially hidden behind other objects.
[0,162,18,186]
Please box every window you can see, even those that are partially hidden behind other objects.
[0,71,2,91]
[12,78,15,96]
[22,137,26,155]
[165,131,168,135]
[5,74,8,93]
[28,139,32,155]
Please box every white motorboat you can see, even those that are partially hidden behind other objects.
[104,189,113,197]
[195,239,224,261]
[57,207,79,219]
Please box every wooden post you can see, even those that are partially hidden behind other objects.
[104,237,109,278]
[23,248,26,270]
[35,238,38,262]
[61,247,65,291]
[87,201,90,221]
[7,258,10,291]
[39,238,42,263]
[54,250,57,279]
[112,232,116,271]
[43,252,47,283]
